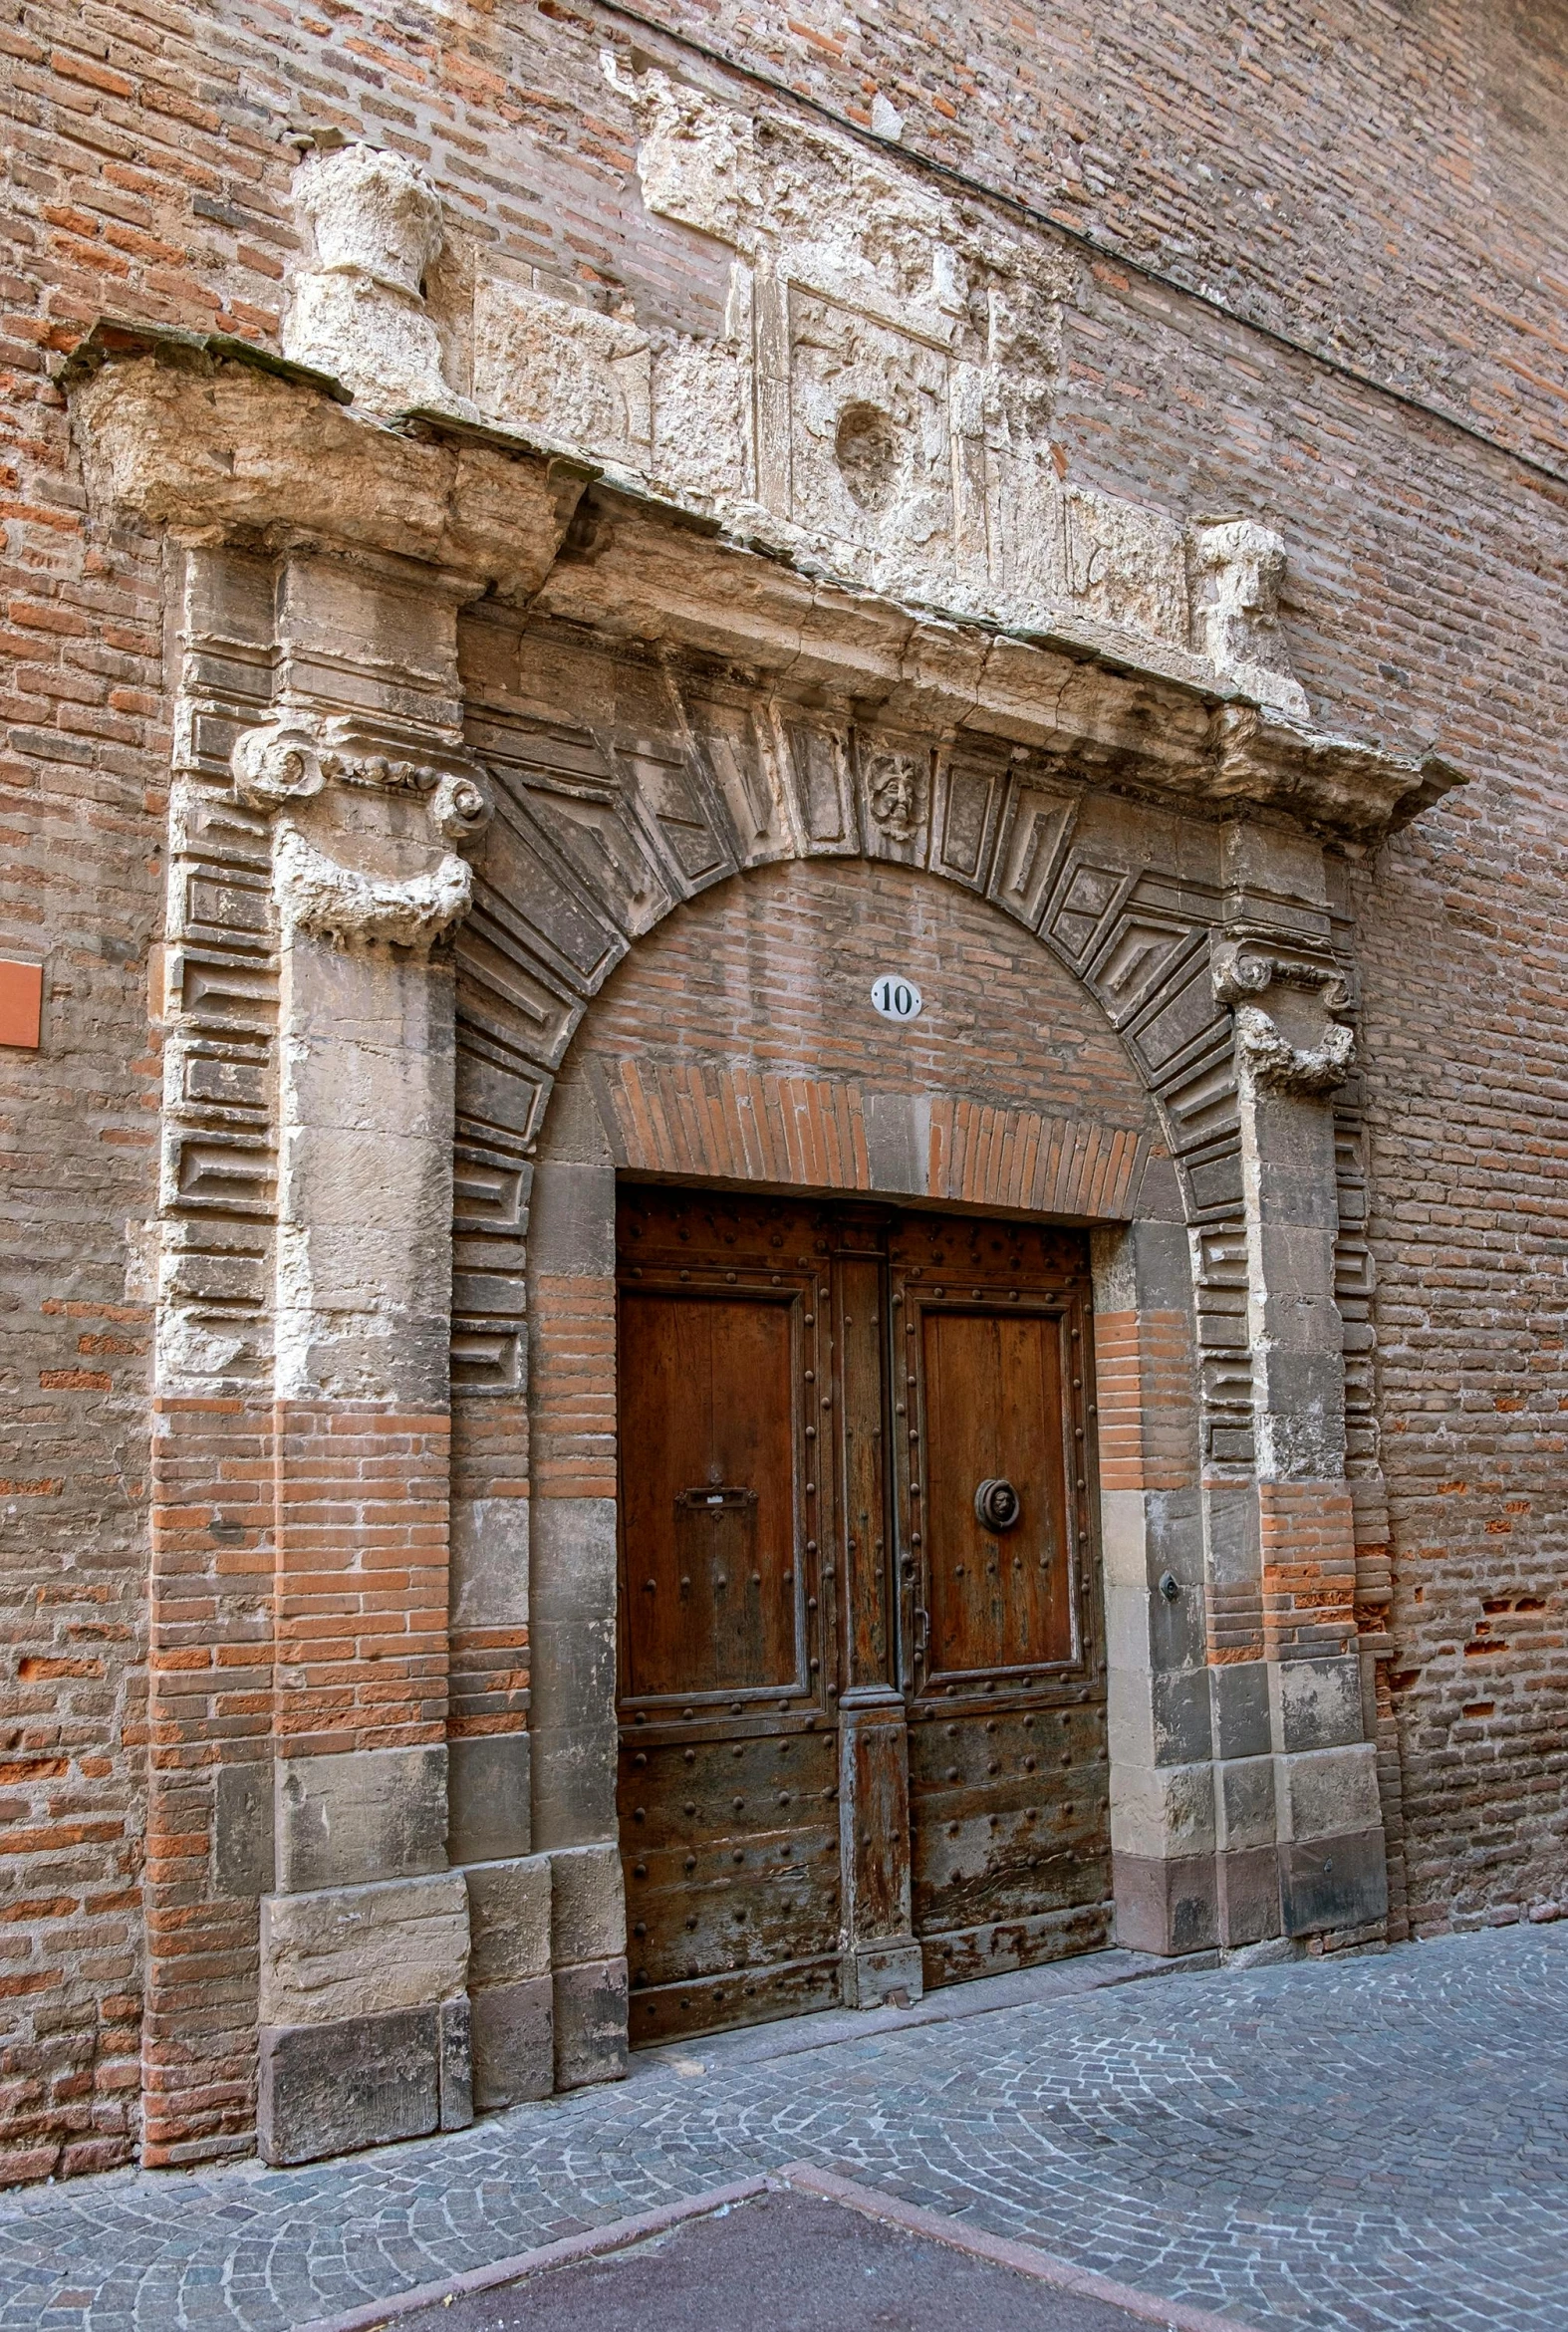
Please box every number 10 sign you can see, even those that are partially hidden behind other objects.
[871,974,922,1023]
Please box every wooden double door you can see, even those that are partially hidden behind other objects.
[616,1185,1110,2048]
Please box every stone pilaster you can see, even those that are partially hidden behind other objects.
[1212,822,1388,1945]
[230,548,492,2163]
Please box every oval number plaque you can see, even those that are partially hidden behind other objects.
[871,973,923,1024]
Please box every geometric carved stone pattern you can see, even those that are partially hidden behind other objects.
[157,548,286,1394]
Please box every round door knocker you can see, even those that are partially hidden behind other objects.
[974,1478,1021,1532]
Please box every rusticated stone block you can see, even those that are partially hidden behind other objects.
[447,1734,532,1867]
[439,1995,474,2131]
[1216,1844,1282,1947]
[553,1955,629,2091]
[275,1744,449,1893]
[550,1839,626,1966]
[1113,1850,1218,1955]
[259,1871,468,2028]
[470,1975,554,2111]
[1281,1829,1390,1937]
[258,2007,441,2166]
[465,1855,552,1988]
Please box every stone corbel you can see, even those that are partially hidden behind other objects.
[1212,938,1356,1096]
[272,826,474,949]
[231,710,492,952]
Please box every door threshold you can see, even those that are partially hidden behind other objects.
[638,1943,1215,2078]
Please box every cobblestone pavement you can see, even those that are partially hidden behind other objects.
[1,1925,1564,2332]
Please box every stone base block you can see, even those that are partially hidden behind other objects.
[448,1734,532,1867]
[841,1938,923,2009]
[439,1995,474,2131]
[553,1955,629,2091]
[1113,1850,1218,1955]
[470,1975,554,2111]
[1280,1828,1390,1937]
[258,1996,472,2166]
[1216,1844,1282,1947]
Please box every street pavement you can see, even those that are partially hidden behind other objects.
[390,2185,1199,2332]
[0,1923,1563,2332]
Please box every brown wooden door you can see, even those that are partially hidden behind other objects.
[891,1212,1111,1989]
[616,1188,1109,2046]
[617,1187,843,2046]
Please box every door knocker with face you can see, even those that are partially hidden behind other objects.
[974,1477,1021,1533]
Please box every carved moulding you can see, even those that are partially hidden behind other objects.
[1212,937,1356,1096]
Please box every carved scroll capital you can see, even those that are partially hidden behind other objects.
[1212,939,1353,1015]
[1213,939,1356,1094]
[230,714,493,854]
[273,823,474,951]
[232,723,326,811]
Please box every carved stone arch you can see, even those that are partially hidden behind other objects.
[59,334,1444,2168]
[448,633,1245,1387]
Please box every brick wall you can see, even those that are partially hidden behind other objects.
[2,0,1565,2182]
[578,857,1159,1135]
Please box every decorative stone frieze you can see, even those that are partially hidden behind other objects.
[267,118,1327,718]
[1191,520,1310,721]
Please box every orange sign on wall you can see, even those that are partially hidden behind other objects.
[0,960,43,1050]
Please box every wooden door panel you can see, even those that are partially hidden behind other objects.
[890,1210,1110,1989]
[618,1186,840,2046]
[922,1309,1073,1680]
[908,1699,1111,1940]
[621,1737,840,1983]
[924,1903,1115,1989]
[620,1290,799,1702]
[629,1955,845,2049]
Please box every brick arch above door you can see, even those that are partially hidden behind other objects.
[563,856,1173,1226]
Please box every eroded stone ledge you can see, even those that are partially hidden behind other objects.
[66,325,1462,843]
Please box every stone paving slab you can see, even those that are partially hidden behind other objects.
[0,1926,1564,2332]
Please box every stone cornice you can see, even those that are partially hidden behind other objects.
[65,321,1464,842]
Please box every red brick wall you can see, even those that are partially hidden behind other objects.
[142,1398,272,2173]
[2,0,1565,2183]
[578,859,1159,1136]
[1093,1312,1199,1496]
